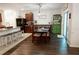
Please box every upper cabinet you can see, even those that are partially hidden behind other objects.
[25,12,33,21]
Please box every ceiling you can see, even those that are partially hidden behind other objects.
[0,3,65,10]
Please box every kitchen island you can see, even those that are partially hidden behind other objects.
[0,27,32,54]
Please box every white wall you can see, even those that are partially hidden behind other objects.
[4,10,17,28]
[69,3,79,47]
[33,9,61,25]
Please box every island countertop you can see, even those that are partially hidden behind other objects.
[0,27,21,37]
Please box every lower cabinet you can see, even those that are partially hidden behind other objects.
[24,26,33,33]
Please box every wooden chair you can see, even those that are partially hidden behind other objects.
[32,25,41,43]
[41,25,51,42]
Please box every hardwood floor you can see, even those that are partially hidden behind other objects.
[4,33,79,55]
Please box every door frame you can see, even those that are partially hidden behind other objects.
[62,8,69,39]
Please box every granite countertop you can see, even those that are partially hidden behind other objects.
[0,27,20,37]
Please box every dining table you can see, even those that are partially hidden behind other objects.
[33,28,49,41]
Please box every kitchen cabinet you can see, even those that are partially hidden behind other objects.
[25,12,33,21]
[25,12,33,33]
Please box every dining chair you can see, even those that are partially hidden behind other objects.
[41,25,51,42]
[32,25,41,43]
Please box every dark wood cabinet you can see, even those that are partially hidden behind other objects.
[25,12,33,21]
[25,12,33,33]
[24,25,33,33]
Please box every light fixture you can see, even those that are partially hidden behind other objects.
[38,3,42,15]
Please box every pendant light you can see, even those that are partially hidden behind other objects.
[38,3,42,15]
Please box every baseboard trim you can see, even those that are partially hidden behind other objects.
[69,44,79,48]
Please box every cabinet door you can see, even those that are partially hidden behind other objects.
[25,13,33,21]
[24,26,33,33]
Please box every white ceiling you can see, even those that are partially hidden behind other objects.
[0,3,65,10]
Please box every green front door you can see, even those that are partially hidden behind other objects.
[52,14,61,34]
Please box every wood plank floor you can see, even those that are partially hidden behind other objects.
[4,34,79,55]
